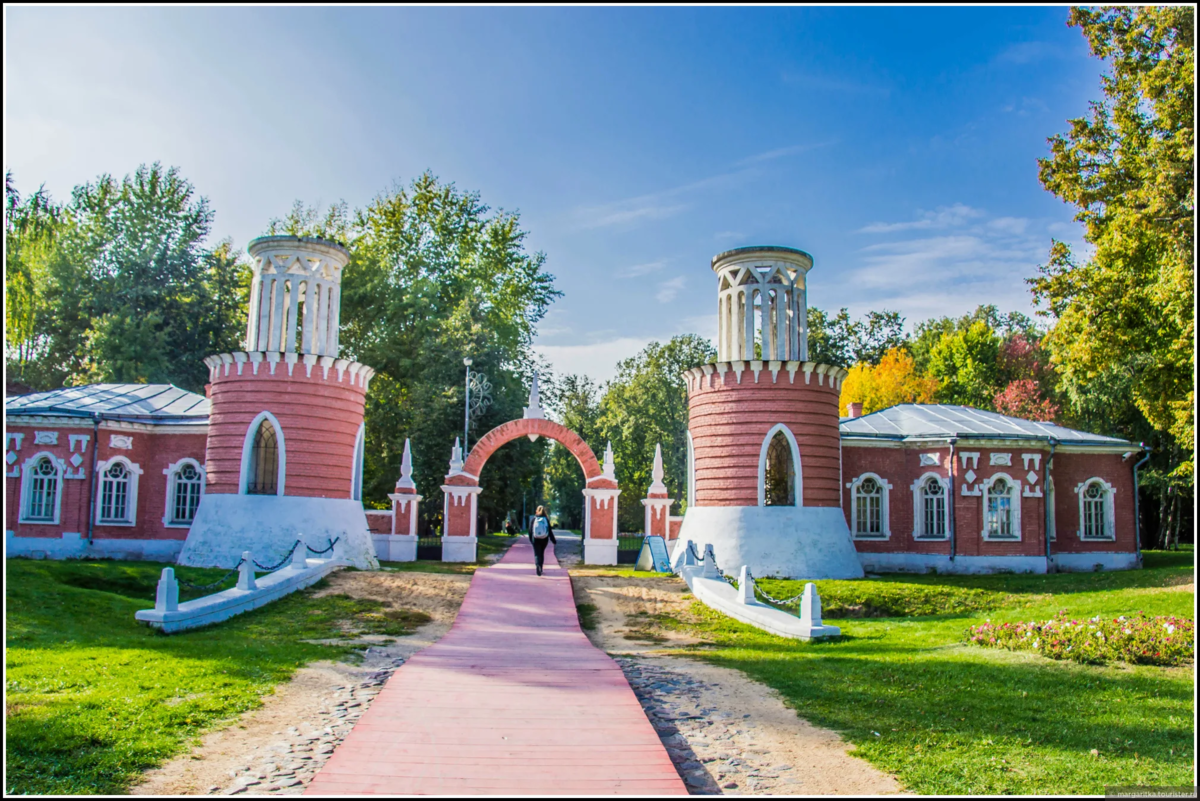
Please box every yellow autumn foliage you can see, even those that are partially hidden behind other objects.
[839,347,938,416]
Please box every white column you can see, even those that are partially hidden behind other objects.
[257,276,274,352]
[270,275,287,351]
[328,283,342,357]
[285,280,301,352]
[798,278,808,361]
[744,288,756,360]
[246,277,262,350]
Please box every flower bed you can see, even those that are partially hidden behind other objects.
[966,611,1194,666]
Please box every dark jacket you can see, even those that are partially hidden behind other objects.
[530,514,557,545]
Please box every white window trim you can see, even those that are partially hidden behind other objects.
[1075,477,1117,541]
[757,423,803,507]
[239,411,286,496]
[686,430,695,510]
[848,472,892,540]
[163,458,207,527]
[18,451,66,525]
[981,472,1022,542]
[95,455,143,527]
[351,423,365,502]
[910,471,950,540]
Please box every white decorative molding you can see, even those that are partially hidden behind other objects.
[919,453,941,467]
[1022,453,1042,471]
[5,449,19,478]
[95,456,144,527]
[981,472,1022,541]
[582,487,622,542]
[395,439,417,491]
[441,485,483,540]
[964,469,977,484]
[959,452,980,470]
[109,434,134,450]
[350,423,365,502]
[757,423,803,508]
[847,472,892,540]
[989,452,1013,467]
[910,472,950,540]
[648,443,668,496]
[162,458,206,527]
[239,411,286,496]
[34,431,58,445]
[69,434,90,453]
[18,451,67,524]
[686,430,696,509]
[64,451,87,480]
[1075,477,1117,541]
[6,432,25,451]
[447,437,465,476]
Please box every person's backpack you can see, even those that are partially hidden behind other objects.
[532,516,550,539]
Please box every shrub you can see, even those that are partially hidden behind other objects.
[966,611,1194,666]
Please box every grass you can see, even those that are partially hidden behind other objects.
[5,558,428,795]
[649,549,1195,794]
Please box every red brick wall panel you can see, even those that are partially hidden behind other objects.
[1049,452,1137,554]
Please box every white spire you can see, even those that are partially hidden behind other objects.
[523,372,545,420]
[524,371,545,441]
[396,439,416,490]
[448,437,464,475]
[648,442,667,495]
[601,441,616,481]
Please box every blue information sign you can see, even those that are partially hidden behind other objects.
[636,535,672,573]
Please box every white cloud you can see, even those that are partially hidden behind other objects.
[987,216,1030,235]
[656,276,686,303]
[617,259,668,278]
[735,139,837,167]
[534,337,653,384]
[570,169,752,231]
[858,204,984,234]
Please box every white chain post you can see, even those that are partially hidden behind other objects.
[155,567,179,612]
[737,565,755,605]
[237,552,257,591]
[291,537,309,570]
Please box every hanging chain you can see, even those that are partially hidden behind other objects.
[253,540,302,572]
[306,536,340,555]
[176,558,245,591]
[676,541,804,604]
[175,536,340,593]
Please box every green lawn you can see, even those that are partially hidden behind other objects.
[5,559,427,795]
[661,549,1195,794]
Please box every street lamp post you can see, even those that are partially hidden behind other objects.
[463,357,472,451]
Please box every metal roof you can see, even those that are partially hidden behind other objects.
[4,384,209,426]
[839,404,1134,447]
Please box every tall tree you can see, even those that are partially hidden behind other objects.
[543,374,603,528]
[1031,6,1194,481]
[597,335,716,532]
[926,319,1002,408]
[5,171,63,388]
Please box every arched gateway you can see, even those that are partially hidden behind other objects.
[441,388,620,564]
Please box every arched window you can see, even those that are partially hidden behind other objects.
[248,421,278,495]
[764,432,795,506]
[757,424,802,507]
[240,411,285,496]
[912,473,948,539]
[849,473,891,539]
[1076,478,1116,540]
[96,456,142,526]
[164,459,205,526]
[983,474,1021,541]
[21,454,62,523]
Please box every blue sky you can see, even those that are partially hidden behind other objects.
[5,6,1103,382]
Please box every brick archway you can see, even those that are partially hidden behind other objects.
[442,417,620,565]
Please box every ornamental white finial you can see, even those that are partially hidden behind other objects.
[396,439,416,490]
[648,442,667,495]
[449,437,464,474]
[601,441,616,481]
[523,372,545,420]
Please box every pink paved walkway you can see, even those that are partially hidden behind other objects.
[306,538,687,795]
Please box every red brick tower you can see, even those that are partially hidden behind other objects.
[676,246,864,579]
[178,235,379,569]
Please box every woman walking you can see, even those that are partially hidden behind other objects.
[529,505,557,577]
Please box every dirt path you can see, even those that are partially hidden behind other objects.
[132,570,471,796]
[570,565,904,795]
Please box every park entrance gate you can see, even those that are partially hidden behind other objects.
[441,416,621,565]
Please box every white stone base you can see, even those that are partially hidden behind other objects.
[1050,552,1140,572]
[135,558,344,633]
[857,552,1049,575]
[584,537,618,565]
[5,530,186,562]
[680,566,840,640]
[177,495,379,570]
[372,534,417,562]
[442,536,477,563]
[675,506,864,580]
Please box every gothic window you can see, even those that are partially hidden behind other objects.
[170,462,204,524]
[852,475,889,538]
[918,476,947,539]
[23,456,60,522]
[1078,479,1115,540]
[98,459,140,525]
[763,431,795,506]
[985,477,1017,540]
[247,419,279,495]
